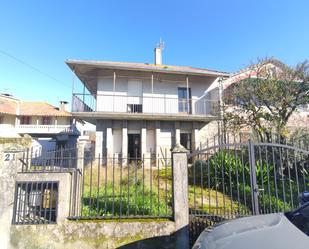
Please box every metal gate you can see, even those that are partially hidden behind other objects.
[188,139,309,245]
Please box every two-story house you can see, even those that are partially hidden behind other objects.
[0,93,78,151]
[66,46,229,161]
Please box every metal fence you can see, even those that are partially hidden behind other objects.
[68,154,173,220]
[21,146,77,173]
[188,138,309,245]
[12,181,59,224]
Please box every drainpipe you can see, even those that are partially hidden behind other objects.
[186,76,189,114]
[113,71,116,112]
[151,73,154,113]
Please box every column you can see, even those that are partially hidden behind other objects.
[155,121,160,158]
[106,126,113,158]
[141,121,147,166]
[141,121,147,156]
[95,131,103,158]
[175,121,180,145]
[192,122,199,151]
[122,121,128,165]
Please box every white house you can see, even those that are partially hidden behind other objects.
[66,46,229,160]
[0,93,79,151]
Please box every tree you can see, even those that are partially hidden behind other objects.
[223,59,309,142]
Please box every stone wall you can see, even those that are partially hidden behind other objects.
[10,220,176,249]
[0,140,190,249]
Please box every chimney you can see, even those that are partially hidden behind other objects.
[60,101,68,112]
[154,39,164,65]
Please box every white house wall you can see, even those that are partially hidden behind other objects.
[96,74,217,115]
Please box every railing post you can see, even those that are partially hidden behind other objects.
[248,139,259,215]
[172,144,189,249]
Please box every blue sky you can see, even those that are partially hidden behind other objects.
[0,0,308,108]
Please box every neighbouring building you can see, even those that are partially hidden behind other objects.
[66,44,229,161]
[0,93,79,151]
[221,59,309,136]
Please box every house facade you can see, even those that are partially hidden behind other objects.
[67,47,229,160]
[0,94,78,151]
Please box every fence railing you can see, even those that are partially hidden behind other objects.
[68,154,173,219]
[72,93,218,116]
[188,139,309,244]
[21,147,78,173]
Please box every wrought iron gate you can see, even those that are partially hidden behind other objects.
[188,139,309,245]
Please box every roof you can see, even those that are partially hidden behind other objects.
[19,102,71,116]
[66,59,230,77]
[0,95,71,117]
[0,96,18,115]
[230,58,288,78]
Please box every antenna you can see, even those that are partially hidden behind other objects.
[157,38,165,50]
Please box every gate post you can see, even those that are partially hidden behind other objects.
[248,139,259,215]
[172,144,189,249]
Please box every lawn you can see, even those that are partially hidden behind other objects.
[80,160,249,219]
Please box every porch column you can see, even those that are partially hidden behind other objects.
[155,121,160,163]
[106,125,113,158]
[175,121,180,145]
[141,121,147,165]
[95,131,103,158]
[37,117,39,128]
[54,118,57,128]
[192,122,199,152]
[122,121,128,164]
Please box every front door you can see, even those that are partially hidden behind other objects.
[178,87,191,114]
[180,133,192,153]
[128,134,141,159]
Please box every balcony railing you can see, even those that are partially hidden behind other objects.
[72,93,218,116]
[16,124,74,134]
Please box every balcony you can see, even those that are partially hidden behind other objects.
[16,124,75,134]
[72,93,218,121]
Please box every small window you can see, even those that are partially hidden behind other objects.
[42,116,51,125]
[20,116,31,125]
[127,104,142,113]
[12,181,58,224]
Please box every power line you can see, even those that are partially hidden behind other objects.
[0,49,70,88]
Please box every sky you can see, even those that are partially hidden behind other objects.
[0,0,309,108]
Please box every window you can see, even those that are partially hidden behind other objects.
[12,181,58,224]
[0,116,3,124]
[127,104,142,113]
[20,116,31,125]
[42,116,51,125]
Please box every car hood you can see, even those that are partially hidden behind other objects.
[194,213,309,249]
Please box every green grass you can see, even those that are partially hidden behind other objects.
[80,162,250,219]
[81,164,172,217]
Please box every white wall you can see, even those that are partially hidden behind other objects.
[96,74,217,115]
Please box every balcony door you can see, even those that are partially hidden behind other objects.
[178,87,191,114]
[127,80,143,113]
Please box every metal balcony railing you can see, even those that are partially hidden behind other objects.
[72,93,218,116]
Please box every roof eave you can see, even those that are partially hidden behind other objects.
[65,60,230,78]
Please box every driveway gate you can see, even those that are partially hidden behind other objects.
[188,139,309,245]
